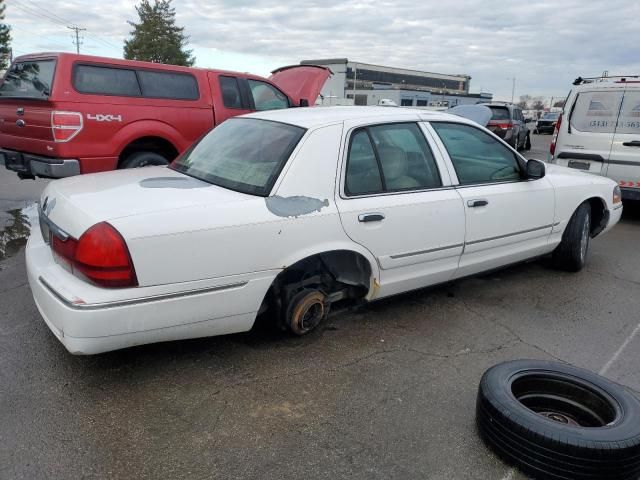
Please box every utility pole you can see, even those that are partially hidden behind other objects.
[67,25,86,54]
[511,77,516,104]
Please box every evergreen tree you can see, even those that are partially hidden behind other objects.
[0,0,12,71]
[124,0,194,67]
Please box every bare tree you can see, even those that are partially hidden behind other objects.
[553,99,566,108]
[517,95,532,109]
[531,97,545,111]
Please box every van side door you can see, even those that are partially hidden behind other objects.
[607,87,640,199]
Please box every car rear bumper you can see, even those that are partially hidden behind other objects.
[1,148,80,178]
[25,220,270,354]
[621,187,640,201]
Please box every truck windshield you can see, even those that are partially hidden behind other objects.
[0,60,56,98]
[170,118,306,196]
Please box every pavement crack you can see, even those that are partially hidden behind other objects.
[0,281,28,295]
[459,298,566,363]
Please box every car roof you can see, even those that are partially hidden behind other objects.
[243,106,468,129]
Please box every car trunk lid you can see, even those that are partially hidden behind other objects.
[269,65,332,106]
[40,166,255,239]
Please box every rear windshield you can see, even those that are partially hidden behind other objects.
[170,118,306,196]
[0,60,55,98]
[541,112,560,120]
[489,106,510,120]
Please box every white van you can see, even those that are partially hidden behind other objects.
[550,76,640,201]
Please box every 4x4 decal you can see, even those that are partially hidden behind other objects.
[87,114,122,122]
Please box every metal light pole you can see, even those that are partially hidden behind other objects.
[511,77,516,104]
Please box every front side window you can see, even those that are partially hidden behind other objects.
[431,122,522,185]
[170,118,305,196]
[569,91,624,133]
[345,123,442,196]
[400,98,413,106]
[74,65,141,96]
[0,60,56,98]
[248,80,289,111]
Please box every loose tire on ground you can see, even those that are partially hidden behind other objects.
[121,151,169,169]
[552,201,591,272]
[477,360,640,480]
[285,289,328,336]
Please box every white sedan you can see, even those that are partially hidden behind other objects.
[26,107,623,354]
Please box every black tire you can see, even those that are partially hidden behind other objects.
[477,360,640,480]
[121,151,169,169]
[285,288,328,336]
[523,133,531,150]
[552,202,591,272]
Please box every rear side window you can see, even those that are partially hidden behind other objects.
[432,122,521,185]
[74,65,141,96]
[248,80,289,111]
[489,107,510,120]
[615,91,640,135]
[570,91,624,133]
[345,123,442,196]
[0,60,56,98]
[219,76,242,108]
[137,70,199,100]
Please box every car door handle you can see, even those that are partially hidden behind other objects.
[467,199,489,208]
[358,213,385,222]
[622,140,640,147]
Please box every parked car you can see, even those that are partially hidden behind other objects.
[485,102,531,150]
[550,75,640,201]
[0,53,330,179]
[535,111,561,134]
[27,106,622,354]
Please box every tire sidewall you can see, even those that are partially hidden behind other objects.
[122,151,169,169]
[479,359,640,443]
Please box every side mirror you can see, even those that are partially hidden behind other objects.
[299,98,309,107]
[526,159,546,180]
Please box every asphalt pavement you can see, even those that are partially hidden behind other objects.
[1,134,639,480]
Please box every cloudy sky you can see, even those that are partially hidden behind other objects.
[5,0,640,101]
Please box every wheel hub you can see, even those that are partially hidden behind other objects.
[538,411,580,426]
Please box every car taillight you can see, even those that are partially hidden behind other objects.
[550,114,563,156]
[51,111,83,142]
[51,222,138,288]
[489,121,513,130]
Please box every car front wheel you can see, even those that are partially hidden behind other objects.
[552,202,591,271]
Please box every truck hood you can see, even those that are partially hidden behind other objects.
[40,167,254,238]
[269,65,332,106]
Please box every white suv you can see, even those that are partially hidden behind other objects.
[550,75,640,201]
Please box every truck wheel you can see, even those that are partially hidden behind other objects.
[477,360,640,480]
[121,151,169,169]
[552,202,591,272]
[285,289,328,336]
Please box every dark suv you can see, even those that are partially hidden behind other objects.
[485,103,531,150]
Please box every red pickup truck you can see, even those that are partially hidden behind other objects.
[0,52,330,179]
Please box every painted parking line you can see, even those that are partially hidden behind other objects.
[599,322,640,376]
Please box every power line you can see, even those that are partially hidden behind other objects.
[67,25,86,54]
[11,0,121,53]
